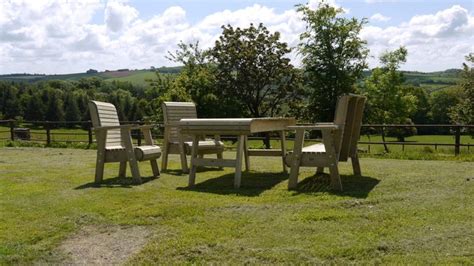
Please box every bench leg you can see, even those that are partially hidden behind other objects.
[150,160,160,177]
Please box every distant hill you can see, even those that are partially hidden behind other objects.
[360,69,461,93]
[1,67,461,93]
[0,66,183,86]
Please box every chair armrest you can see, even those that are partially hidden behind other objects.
[287,123,342,131]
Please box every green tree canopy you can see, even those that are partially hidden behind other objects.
[298,2,369,122]
[361,47,417,146]
[210,23,302,118]
[450,53,474,127]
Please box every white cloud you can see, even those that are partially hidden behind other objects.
[370,13,391,22]
[0,1,472,74]
[361,5,474,71]
[105,2,139,32]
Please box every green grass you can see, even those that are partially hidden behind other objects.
[1,125,473,160]
[0,147,473,264]
[106,70,157,86]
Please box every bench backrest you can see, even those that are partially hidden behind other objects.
[333,94,366,161]
[162,102,197,143]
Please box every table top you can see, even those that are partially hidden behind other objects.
[179,117,296,134]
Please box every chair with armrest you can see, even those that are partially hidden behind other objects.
[89,100,161,183]
[161,102,224,173]
[285,94,366,191]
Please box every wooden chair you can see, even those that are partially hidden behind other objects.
[285,94,366,191]
[89,100,161,183]
[161,102,224,173]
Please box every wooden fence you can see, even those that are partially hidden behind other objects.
[0,119,472,155]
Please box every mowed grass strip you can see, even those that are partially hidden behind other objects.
[0,147,473,264]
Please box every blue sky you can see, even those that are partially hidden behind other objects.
[0,0,473,74]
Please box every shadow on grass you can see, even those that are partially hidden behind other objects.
[74,175,157,189]
[294,173,379,198]
[177,172,288,197]
[162,167,224,176]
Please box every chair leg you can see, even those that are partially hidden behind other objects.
[316,167,324,174]
[351,153,361,176]
[180,150,189,174]
[119,161,127,177]
[150,160,160,177]
[161,144,169,171]
[329,165,342,191]
[95,151,105,183]
[95,158,105,183]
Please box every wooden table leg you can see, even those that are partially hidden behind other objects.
[234,135,245,188]
[243,135,250,171]
[188,135,199,187]
[280,130,287,173]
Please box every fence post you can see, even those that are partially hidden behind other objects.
[454,125,461,156]
[45,121,51,146]
[88,121,93,147]
[9,119,15,141]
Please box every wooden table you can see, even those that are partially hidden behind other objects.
[179,117,296,188]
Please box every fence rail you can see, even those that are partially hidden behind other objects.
[0,119,472,155]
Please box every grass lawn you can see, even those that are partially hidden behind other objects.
[0,147,473,264]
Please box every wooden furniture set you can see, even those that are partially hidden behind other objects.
[88,94,366,191]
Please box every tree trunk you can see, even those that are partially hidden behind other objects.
[381,126,390,153]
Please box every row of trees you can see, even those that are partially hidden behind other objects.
[1,2,472,141]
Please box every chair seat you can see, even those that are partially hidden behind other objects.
[106,145,162,161]
[302,143,326,154]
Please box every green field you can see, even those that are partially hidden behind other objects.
[1,125,473,158]
[0,148,472,264]
[1,69,461,94]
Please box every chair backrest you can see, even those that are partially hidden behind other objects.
[162,102,197,143]
[333,94,366,161]
[88,100,123,148]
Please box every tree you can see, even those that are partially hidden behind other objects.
[0,82,20,119]
[450,53,474,129]
[64,92,81,127]
[298,2,369,122]
[146,72,191,122]
[361,47,417,150]
[167,41,221,118]
[431,88,462,134]
[44,88,65,124]
[210,23,301,118]
[406,86,431,134]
